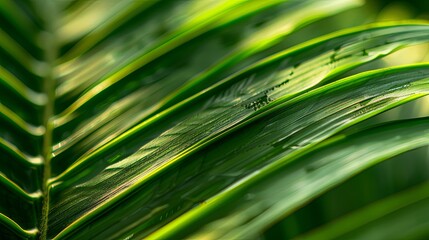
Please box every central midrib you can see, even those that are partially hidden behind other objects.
[38,1,59,239]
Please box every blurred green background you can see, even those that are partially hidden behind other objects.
[262,1,429,239]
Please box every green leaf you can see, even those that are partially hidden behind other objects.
[1,0,429,239]
[149,115,429,240]
[50,62,429,239]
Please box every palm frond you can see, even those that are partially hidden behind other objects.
[1,0,429,239]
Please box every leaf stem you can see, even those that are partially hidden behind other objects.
[36,1,58,239]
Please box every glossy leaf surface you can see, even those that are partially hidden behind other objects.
[1,0,429,239]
